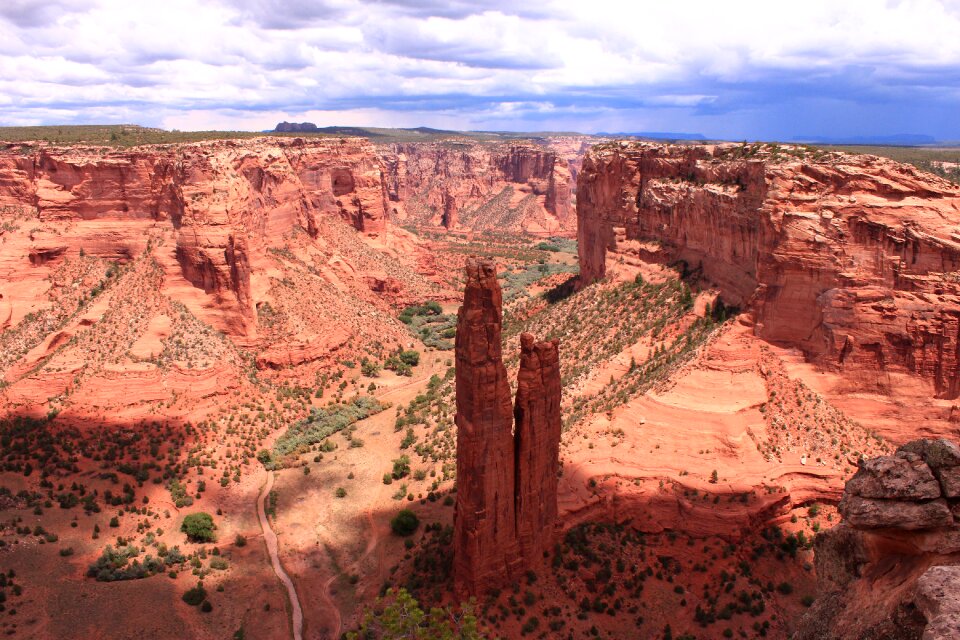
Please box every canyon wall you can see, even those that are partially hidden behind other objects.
[0,136,451,423]
[0,137,389,336]
[454,258,562,596]
[577,142,960,406]
[380,139,586,235]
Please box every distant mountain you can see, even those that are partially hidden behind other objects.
[598,131,707,141]
[793,133,940,146]
[274,121,319,133]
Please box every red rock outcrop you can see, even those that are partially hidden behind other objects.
[454,258,523,595]
[797,439,960,639]
[453,259,562,596]
[577,142,960,433]
[514,332,562,565]
[380,140,585,234]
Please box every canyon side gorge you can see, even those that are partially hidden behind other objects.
[0,132,958,640]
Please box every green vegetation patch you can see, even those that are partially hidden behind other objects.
[400,301,456,350]
[264,396,385,468]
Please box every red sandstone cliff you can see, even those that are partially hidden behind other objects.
[577,142,960,423]
[380,140,584,235]
[0,137,390,335]
[454,259,562,596]
[0,136,443,422]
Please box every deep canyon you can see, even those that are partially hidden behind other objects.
[0,133,958,640]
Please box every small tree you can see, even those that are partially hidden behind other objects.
[349,588,479,639]
[182,584,207,606]
[392,455,410,480]
[390,509,419,536]
[181,513,216,543]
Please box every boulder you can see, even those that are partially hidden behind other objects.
[916,565,960,640]
[900,439,960,499]
[838,494,953,530]
[845,452,942,501]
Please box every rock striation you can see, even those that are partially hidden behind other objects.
[453,258,562,596]
[576,142,960,439]
[798,438,960,639]
[0,137,388,336]
[0,135,450,422]
[381,140,587,234]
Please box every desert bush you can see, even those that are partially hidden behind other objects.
[390,509,419,536]
[182,584,207,606]
[181,513,216,542]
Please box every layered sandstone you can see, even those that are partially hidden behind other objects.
[453,259,562,596]
[514,333,562,565]
[381,140,586,234]
[0,137,389,335]
[0,136,444,421]
[797,439,960,639]
[453,258,523,593]
[577,142,960,437]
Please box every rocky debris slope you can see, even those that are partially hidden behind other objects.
[454,258,561,596]
[797,438,960,639]
[381,139,589,234]
[577,142,960,438]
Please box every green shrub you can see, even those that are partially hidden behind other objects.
[181,513,216,542]
[335,487,347,498]
[392,455,410,479]
[398,350,420,367]
[87,544,166,581]
[390,509,419,536]
[182,585,207,606]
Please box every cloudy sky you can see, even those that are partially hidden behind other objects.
[2,0,959,140]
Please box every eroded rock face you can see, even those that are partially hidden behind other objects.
[453,259,562,596]
[381,140,586,234]
[577,143,960,401]
[916,566,960,640]
[454,258,523,595]
[0,137,388,336]
[845,452,943,501]
[799,439,960,639]
[514,332,562,566]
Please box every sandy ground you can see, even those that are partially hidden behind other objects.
[270,350,453,639]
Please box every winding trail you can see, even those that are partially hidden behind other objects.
[257,470,304,640]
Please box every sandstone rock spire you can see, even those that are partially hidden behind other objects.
[453,258,522,595]
[514,332,562,565]
[453,258,562,596]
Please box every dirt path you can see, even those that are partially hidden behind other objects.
[257,470,305,640]
[317,573,342,639]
